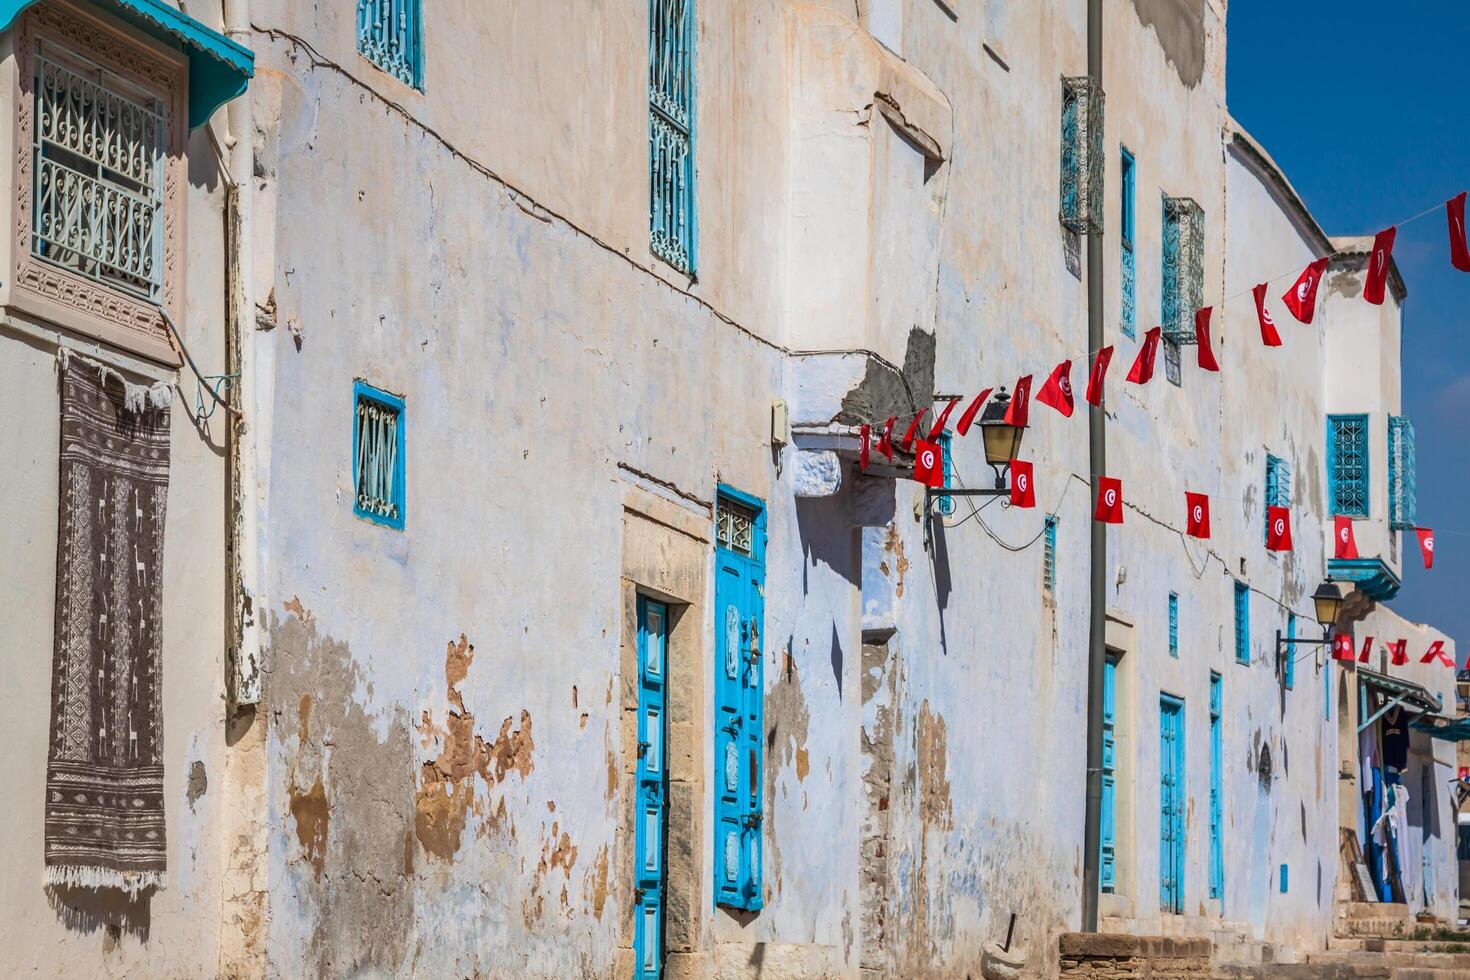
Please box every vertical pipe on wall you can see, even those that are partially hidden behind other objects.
[1081,0,1106,934]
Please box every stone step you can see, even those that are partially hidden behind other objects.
[1308,951,1470,970]
[1329,938,1470,956]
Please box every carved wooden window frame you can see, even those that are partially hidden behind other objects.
[9,1,186,365]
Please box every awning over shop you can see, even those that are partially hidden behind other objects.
[1357,668,1443,732]
[0,0,254,128]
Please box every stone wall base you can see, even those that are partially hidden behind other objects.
[1058,933,1212,979]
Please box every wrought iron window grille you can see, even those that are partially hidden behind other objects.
[1327,414,1370,518]
[357,0,423,89]
[1059,76,1104,235]
[1388,415,1416,530]
[353,383,405,529]
[1161,196,1204,345]
[650,0,696,275]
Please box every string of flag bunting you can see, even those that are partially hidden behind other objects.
[854,191,1468,663]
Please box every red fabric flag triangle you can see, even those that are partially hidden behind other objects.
[1266,505,1293,551]
[1334,515,1359,560]
[859,424,871,472]
[877,417,896,462]
[1389,639,1408,667]
[955,388,992,437]
[1331,633,1356,662]
[912,440,944,488]
[1363,227,1397,305]
[1419,640,1453,667]
[1358,635,1375,664]
[1416,527,1435,569]
[1003,376,1033,428]
[1126,327,1162,385]
[1195,307,1220,372]
[1282,257,1329,324]
[1094,476,1123,524]
[1010,460,1036,509]
[1185,492,1210,539]
[900,410,926,451]
[1036,360,1075,417]
[1252,283,1282,347]
[1086,346,1114,406]
[1448,192,1470,272]
[928,397,961,440]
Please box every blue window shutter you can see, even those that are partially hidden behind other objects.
[1327,415,1370,517]
[356,0,424,89]
[1161,196,1179,333]
[1168,592,1178,658]
[1389,416,1416,529]
[1234,582,1249,665]
[634,597,668,979]
[1279,864,1289,893]
[1285,613,1296,689]
[1120,148,1136,339]
[649,0,697,274]
[714,489,764,910]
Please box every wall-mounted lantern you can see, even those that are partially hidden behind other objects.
[1275,580,1344,676]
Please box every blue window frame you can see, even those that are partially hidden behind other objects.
[714,486,764,910]
[356,0,423,89]
[1101,654,1119,893]
[1168,592,1178,658]
[1208,673,1223,901]
[1327,414,1370,518]
[1043,516,1058,594]
[634,596,668,980]
[650,0,696,275]
[1120,147,1136,339]
[352,380,405,529]
[1234,582,1249,665]
[1284,613,1296,690]
[936,433,955,517]
[1389,415,1416,530]
[1265,454,1290,544]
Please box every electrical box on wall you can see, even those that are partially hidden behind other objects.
[771,400,788,446]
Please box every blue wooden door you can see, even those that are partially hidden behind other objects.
[634,597,668,980]
[1208,674,1223,901]
[1100,655,1118,892]
[1159,694,1185,914]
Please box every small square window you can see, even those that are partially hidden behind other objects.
[353,381,405,529]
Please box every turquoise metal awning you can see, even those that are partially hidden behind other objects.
[0,0,254,129]
[1412,716,1470,742]
[1329,558,1401,602]
[1357,667,1442,732]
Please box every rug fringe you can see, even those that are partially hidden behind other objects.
[45,863,165,895]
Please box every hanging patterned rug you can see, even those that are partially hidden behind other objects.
[45,355,172,893]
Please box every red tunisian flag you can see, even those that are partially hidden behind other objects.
[1185,492,1210,539]
[1094,476,1123,524]
[859,424,871,471]
[900,410,926,451]
[1282,257,1330,324]
[1389,639,1409,666]
[1363,227,1397,305]
[1421,640,1454,667]
[1416,527,1435,569]
[1086,346,1114,406]
[913,439,944,488]
[1004,375,1033,428]
[1266,505,1293,551]
[928,397,961,439]
[1010,459,1036,509]
[1036,360,1075,417]
[877,416,896,461]
[1126,327,1163,385]
[1334,515,1359,560]
[1358,635,1376,664]
[1332,633,1356,662]
[1253,283,1282,347]
[1448,191,1470,272]
[954,388,992,437]
[1195,307,1220,372]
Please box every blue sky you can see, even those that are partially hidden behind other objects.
[1227,2,1468,652]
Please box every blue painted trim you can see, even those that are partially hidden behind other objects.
[352,380,406,531]
[1285,613,1296,690]
[1208,672,1223,901]
[1327,414,1371,518]
[1233,581,1250,665]
[1,0,256,129]
[1159,693,1186,914]
[1279,864,1289,893]
[1328,558,1401,601]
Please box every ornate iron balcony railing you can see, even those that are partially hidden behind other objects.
[1161,196,1204,345]
[1059,75,1104,235]
[649,0,695,274]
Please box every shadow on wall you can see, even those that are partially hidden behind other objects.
[46,883,153,944]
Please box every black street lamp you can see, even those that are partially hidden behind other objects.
[1275,580,1345,675]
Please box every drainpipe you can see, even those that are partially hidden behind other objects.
[1080,0,1106,934]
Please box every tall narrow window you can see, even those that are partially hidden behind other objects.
[1284,613,1296,690]
[1389,415,1416,530]
[1160,195,1204,354]
[1327,414,1370,517]
[936,433,955,517]
[1120,147,1136,339]
[356,0,423,89]
[1059,76,1103,234]
[1208,672,1223,900]
[1167,592,1178,658]
[1234,582,1249,665]
[1265,453,1291,545]
[353,381,406,529]
[1043,516,1058,595]
[650,0,696,275]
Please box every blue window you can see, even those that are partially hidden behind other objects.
[634,597,668,979]
[1234,582,1249,665]
[1101,654,1119,893]
[936,433,955,517]
[1327,414,1370,517]
[1208,673,1223,901]
[356,0,423,89]
[1279,864,1289,893]
[1167,592,1178,658]
[1043,516,1058,594]
[1120,148,1136,339]
[1265,454,1290,543]
[714,487,764,910]
[650,0,696,275]
[1284,613,1296,690]
[353,381,405,529]
[1389,416,1416,530]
